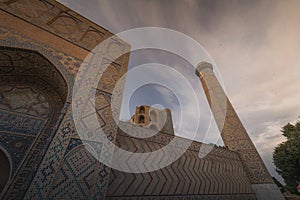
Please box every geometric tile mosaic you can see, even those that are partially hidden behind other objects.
[0,132,34,175]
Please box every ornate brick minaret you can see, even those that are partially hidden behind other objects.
[195,62,284,200]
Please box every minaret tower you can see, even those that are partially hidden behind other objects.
[195,62,284,200]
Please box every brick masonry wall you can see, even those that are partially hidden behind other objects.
[0,0,130,198]
[106,122,256,199]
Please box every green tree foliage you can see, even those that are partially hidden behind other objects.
[273,121,300,194]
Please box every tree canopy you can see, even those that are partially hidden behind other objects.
[273,120,300,194]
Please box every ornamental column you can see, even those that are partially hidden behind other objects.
[195,62,284,200]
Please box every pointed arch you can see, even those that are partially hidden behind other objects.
[0,46,69,198]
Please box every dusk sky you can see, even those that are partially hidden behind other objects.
[58,0,300,184]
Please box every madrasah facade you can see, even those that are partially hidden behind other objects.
[0,0,283,199]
